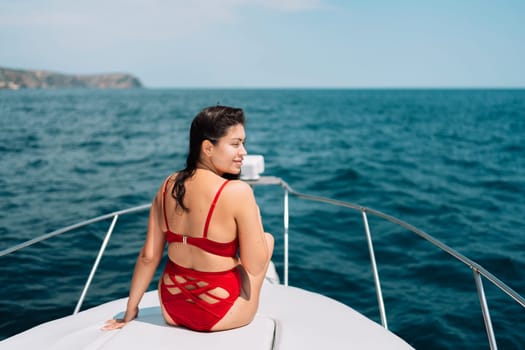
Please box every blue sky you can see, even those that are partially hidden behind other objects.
[1,0,523,88]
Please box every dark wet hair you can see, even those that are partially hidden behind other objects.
[172,105,246,211]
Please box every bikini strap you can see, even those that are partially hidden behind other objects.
[203,180,230,238]
[162,176,172,232]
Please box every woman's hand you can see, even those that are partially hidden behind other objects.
[101,308,138,331]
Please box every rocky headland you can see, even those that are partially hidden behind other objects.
[0,67,143,90]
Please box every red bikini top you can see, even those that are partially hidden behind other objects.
[162,178,238,258]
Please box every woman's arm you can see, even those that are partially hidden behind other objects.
[103,188,166,330]
[232,181,270,276]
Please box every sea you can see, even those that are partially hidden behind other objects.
[0,88,524,349]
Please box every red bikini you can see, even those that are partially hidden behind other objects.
[159,179,241,331]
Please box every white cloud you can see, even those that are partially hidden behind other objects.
[0,0,326,76]
[253,0,323,12]
[0,0,323,29]
[0,0,326,56]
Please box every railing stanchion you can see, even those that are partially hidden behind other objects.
[473,269,498,350]
[362,210,388,329]
[283,188,289,286]
[74,214,119,314]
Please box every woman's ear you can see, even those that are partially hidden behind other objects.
[202,139,214,157]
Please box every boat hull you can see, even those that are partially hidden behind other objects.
[1,280,413,349]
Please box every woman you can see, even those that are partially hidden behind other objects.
[103,106,274,332]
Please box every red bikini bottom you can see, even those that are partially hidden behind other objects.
[159,260,241,331]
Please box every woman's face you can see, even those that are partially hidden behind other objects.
[210,124,247,175]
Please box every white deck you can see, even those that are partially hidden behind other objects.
[1,281,413,349]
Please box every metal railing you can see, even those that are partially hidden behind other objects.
[1,176,524,350]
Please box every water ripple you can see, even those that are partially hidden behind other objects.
[1,89,524,349]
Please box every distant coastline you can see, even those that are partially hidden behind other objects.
[0,67,143,90]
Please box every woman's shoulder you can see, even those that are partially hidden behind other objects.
[166,172,179,183]
[223,179,255,200]
[153,172,178,198]
[225,179,252,191]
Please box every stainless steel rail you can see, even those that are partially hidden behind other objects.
[1,176,523,349]
[271,177,525,350]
